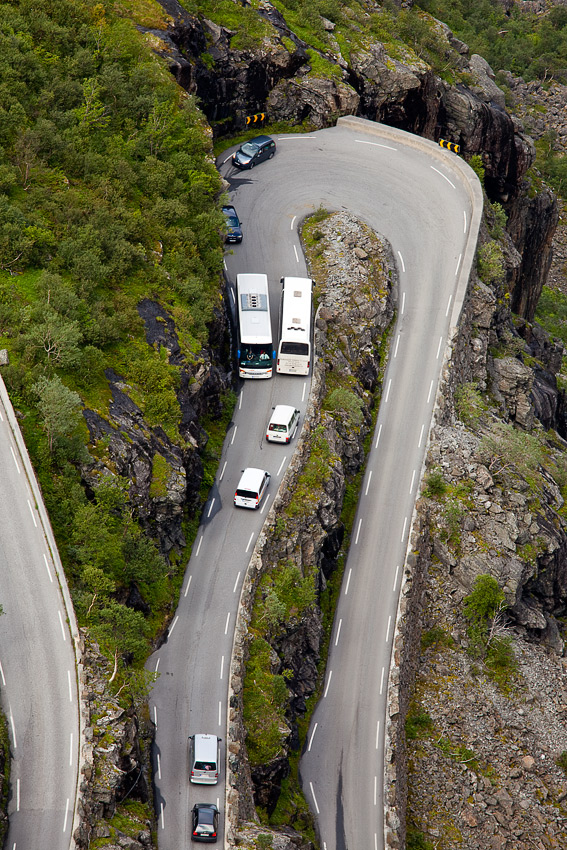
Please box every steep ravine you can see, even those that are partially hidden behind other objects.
[72,1,567,846]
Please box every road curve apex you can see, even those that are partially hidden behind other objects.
[337,115,483,332]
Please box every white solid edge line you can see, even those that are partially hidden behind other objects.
[355,139,397,151]
[431,164,456,189]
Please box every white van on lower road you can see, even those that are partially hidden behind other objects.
[266,405,300,444]
[189,733,221,784]
[234,467,271,509]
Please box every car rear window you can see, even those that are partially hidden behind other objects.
[194,761,216,771]
[269,424,287,432]
[236,489,257,499]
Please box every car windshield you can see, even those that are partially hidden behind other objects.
[240,142,259,156]
[226,216,239,227]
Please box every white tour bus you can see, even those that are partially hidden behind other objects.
[236,273,275,379]
[276,276,313,375]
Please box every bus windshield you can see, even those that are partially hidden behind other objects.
[240,344,272,368]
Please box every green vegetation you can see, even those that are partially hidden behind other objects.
[243,561,317,765]
[535,132,567,196]
[454,381,488,428]
[421,625,453,650]
[479,421,546,490]
[407,830,435,850]
[536,285,567,349]
[416,0,567,84]
[0,0,228,677]
[243,634,293,765]
[285,424,339,517]
[323,386,364,429]
[556,751,567,775]
[405,707,434,740]
[477,240,505,286]
[463,574,518,687]
[423,467,447,499]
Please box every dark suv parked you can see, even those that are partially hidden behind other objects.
[232,135,276,169]
[222,205,243,243]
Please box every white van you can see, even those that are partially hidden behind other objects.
[189,733,221,784]
[266,405,300,444]
[234,467,271,509]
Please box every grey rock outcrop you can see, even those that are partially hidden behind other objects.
[75,636,156,849]
[81,299,230,557]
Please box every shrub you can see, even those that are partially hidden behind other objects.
[324,386,364,429]
[455,381,488,427]
[477,240,505,285]
[468,154,485,186]
[423,468,447,498]
[406,708,433,740]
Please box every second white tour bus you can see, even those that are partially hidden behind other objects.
[276,276,313,375]
[236,273,275,379]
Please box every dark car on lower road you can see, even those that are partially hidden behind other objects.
[191,803,219,842]
[222,205,243,243]
[232,135,276,169]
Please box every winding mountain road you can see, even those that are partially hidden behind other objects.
[149,116,481,850]
[0,381,80,850]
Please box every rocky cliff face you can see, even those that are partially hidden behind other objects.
[75,636,156,850]
[81,299,230,558]
[151,0,556,321]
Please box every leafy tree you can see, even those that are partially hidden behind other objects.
[477,240,505,285]
[463,574,504,628]
[33,374,83,452]
[22,308,82,367]
[91,600,149,679]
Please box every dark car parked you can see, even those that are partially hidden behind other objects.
[222,205,243,243]
[191,803,219,842]
[232,135,276,169]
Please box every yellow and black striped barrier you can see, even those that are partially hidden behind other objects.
[246,112,266,125]
[439,139,460,154]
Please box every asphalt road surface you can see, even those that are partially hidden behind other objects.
[149,116,481,850]
[0,382,80,850]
